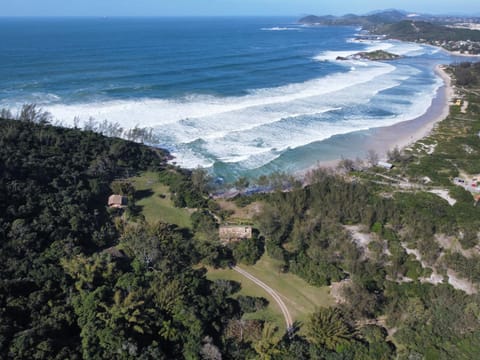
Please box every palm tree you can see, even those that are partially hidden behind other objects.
[159,319,180,341]
[305,307,353,351]
[98,290,153,335]
[254,322,282,360]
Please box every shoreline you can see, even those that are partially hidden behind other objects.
[308,64,454,171]
[441,47,480,58]
[365,64,454,156]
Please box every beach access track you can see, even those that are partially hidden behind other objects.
[232,265,294,329]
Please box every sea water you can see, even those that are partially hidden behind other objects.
[0,17,458,180]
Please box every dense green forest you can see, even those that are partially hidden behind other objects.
[0,114,238,359]
[299,10,410,27]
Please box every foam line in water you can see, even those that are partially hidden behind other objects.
[180,67,442,168]
[260,27,301,31]
[45,62,395,130]
[40,59,442,171]
[314,40,427,62]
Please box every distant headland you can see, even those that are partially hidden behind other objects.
[299,9,480,55]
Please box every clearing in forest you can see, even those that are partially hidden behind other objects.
[129,171,192,228]
[207,254,334,332]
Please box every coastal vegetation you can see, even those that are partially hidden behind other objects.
[2,60,480,359]
[299,10,409,28]
[336,50,401,61]
[207,61,480,358]
[377,20,480,54]
[377,20,480,43]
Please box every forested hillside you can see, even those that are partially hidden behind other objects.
[0,116,238,359]
[299,11,480,54]
[377,20,480,42]
[252,168,480,358]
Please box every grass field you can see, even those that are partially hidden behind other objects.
[207,267,285,331]
[207,254,334,332]
[129,171,192,228]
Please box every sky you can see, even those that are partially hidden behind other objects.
[1,0,479,17]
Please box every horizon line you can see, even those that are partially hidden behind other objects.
[0,15,304,19]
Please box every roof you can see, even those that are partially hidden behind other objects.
[219,225,253,241]
[108,194,128,207]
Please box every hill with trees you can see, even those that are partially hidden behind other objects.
[377,20,480,42]
[3,61,480,359]
[299,10,480,54]
[0,112,241,359]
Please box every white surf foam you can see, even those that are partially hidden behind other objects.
[170,148,215,169]
[42,58,442,171]
[261,27,301,31]
[192,71,412,167]
[314,41,394,61]
[46,62,394,132]
[191,75,411,167]
[375,40,426,57]
[188,65,441,169]
[314,40,427,62]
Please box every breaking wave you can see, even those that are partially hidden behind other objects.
[42,59,441,170]
[260,27,301,31]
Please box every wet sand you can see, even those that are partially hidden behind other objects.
[308,64,454,171]
[364,65,453,156]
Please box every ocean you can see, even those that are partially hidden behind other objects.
[0,17,458,180]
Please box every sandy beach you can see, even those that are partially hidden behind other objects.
[365,64,454,156]
[308,64,455,172]
[441,47,480,58]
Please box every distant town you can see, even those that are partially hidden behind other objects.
[300,10,480,55]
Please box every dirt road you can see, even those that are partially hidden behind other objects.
[232,265,293,329]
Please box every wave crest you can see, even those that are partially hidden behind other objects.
[261,27,301,31]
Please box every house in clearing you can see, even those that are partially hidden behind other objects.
[108,194,128,208]
[219,225,253,243]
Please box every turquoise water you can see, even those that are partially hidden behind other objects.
[0,17,457,180]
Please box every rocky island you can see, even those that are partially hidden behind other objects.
[336,49,401,61]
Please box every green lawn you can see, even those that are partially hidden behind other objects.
[129,171,191,228]
[207,268,285,331]
[207,254,334,332]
